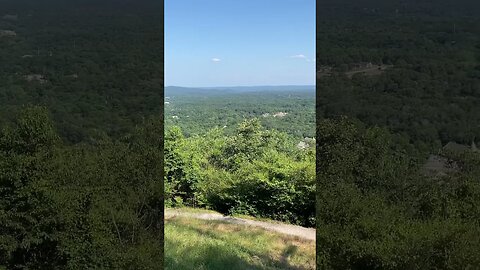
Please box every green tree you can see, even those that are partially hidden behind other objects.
[0,106,64,269]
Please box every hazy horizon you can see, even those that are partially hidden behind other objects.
[165,84,315,88]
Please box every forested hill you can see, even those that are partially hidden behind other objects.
[317,0,480,154]
[165,85,315,96]
[1,1,165,268]
[316,3,480,268]
[0,1,163,144]
[197,85,315,92]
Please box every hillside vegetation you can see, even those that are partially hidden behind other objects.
[316,1,480,269]
[165,209,315,270]
[0,1,164,268]
[0,107,163,269]
[165,118,315,227]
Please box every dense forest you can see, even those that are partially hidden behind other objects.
[0,1,164,268]
[1,107,163,269]
[317,5,480,151]
[165,118,315,227]
[317,1,480,269]
[0,0,163,144]
[165,86,315,138]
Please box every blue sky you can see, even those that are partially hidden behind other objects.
[165,0,315,87]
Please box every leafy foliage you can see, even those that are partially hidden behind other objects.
[316,117,480,269]
[165,119,315,227]
[0,2,164,267]
[316,2,480,268]
[0,107,163,269]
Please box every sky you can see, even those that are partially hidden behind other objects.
[165,0,315,87]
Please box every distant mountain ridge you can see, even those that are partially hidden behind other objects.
[165,85,315,96]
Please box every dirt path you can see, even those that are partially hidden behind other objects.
[165,209,316,241]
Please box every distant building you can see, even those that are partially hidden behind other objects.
[273,112,288,118]
[318,66,333,78]
[0,30,17,37]
[66,74,79,79]
[422,141,478,177]
[422,154,456,177]
[471,140,478,152]
[442,141,471,153]
[318,66,333,73]
[262,112,288,118]
[2,14,18,21]
[24,74,47,84]
[297,137,315,150]
[351,62,373,70]
[297,141,308,150]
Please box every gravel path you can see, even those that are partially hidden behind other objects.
[165,209,315,241]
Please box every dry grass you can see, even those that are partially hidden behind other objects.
[165,216,315,270]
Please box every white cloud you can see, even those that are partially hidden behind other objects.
[290,54,306,59]
[290,54,315,62]
[211,58,221,62]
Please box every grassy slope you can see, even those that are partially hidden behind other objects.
[165,212,315,270]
